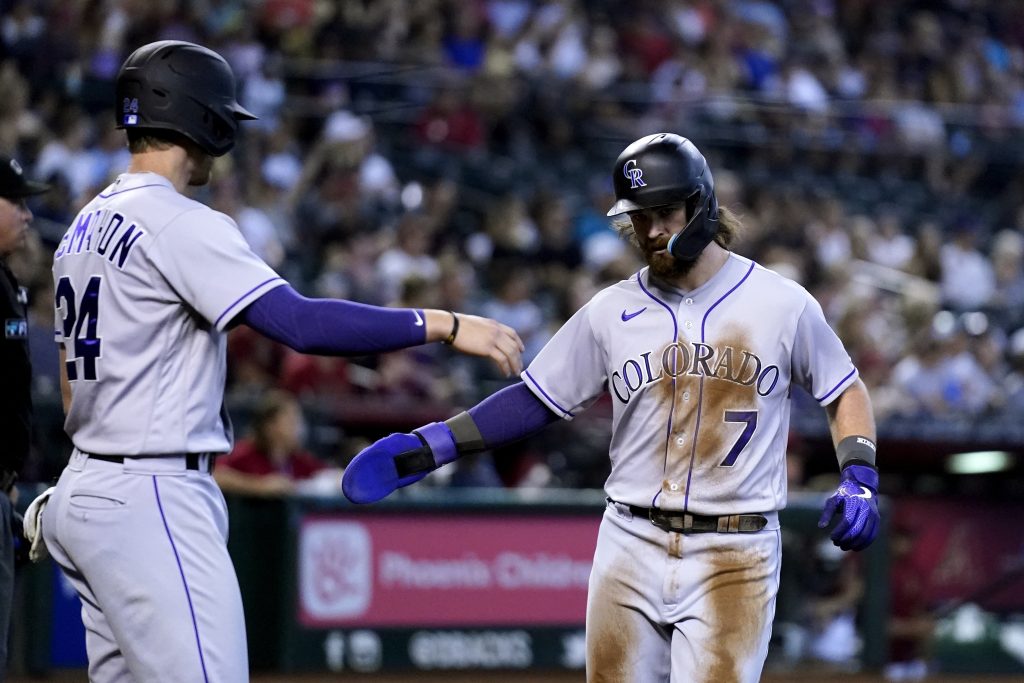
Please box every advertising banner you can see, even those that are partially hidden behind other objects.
[286,627,589,673]
[296,514,600,628]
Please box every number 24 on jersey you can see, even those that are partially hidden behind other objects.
[56,276,103,381]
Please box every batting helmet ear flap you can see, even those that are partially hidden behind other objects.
[666,186,719,261]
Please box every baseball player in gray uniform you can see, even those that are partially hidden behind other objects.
[343,133,880,682]
[32,41,522,683]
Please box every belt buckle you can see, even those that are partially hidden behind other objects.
[648,508,673,533]
[650,509,690,534]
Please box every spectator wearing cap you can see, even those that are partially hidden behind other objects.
[0,153,48,677]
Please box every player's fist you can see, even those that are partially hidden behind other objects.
[817,463,879,552]
[342,422,460,504]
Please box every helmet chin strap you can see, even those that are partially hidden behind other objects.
[667,206,718,261]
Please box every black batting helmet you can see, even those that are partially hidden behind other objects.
[607,133,719,261]
[115,41,256,157]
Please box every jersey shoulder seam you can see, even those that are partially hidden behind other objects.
[583,284,623,358]
[589,274,638,305]
[748,257,811,295]
[147,203,221,242]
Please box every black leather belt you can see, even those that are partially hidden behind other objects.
[85,453,213,472]
[610,498,768,534]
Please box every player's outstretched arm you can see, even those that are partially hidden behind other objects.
[817,378,880,552]
[239,285,524,376]
[342,382,559,503]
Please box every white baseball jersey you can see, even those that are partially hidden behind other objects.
[52,172,286,454]
[523,253,857,515]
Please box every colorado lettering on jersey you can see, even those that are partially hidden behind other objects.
[610,341,781,405]
[54,209,145,269]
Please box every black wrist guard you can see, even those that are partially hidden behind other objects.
[444,411,486,453]
[836,435,876,468]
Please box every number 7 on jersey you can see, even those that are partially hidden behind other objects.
[720,410,757,466]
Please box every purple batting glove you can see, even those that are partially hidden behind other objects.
[342,423,460,504]
[817,463,880,551]
[342,433,431,504]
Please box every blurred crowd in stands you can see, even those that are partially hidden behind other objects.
[5,0,1024,487]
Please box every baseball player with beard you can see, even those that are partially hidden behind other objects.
[344,133,880,682]
[31,40,522,683]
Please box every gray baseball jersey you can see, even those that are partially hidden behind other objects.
[523,253,856,515]
[523,252,857,682]
[45,171,285,682]
[53,172,285,454]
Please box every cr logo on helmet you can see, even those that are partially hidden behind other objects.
[623,159,646,189]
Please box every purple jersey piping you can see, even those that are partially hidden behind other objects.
[682,260,755,512]
[524,370,574,417]
[636,271,678,508]
[214,277,285,328]
[97,183,168,198]
[815,368,857,403]
[153,477,210,683]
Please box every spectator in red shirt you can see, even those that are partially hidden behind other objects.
[414,82,484,150]
[214,390,334,497]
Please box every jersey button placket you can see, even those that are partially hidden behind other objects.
[671,297,694,502]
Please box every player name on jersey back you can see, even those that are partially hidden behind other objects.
[52,173,285,455]
[54,208,145,269]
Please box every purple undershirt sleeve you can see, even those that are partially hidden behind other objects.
[239,284,426,355]
[468,382,561,449]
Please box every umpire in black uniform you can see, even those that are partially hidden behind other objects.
[0,154,48,678]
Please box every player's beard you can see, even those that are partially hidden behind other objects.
[643,243,699,281]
